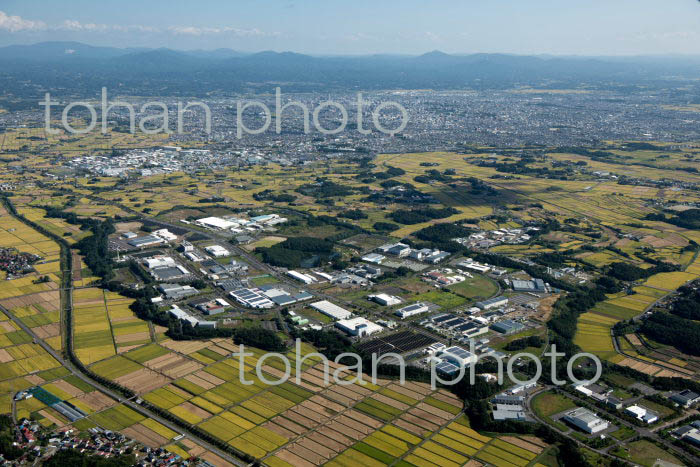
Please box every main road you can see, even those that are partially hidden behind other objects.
[0,302,246,466]
[2,199,247,466]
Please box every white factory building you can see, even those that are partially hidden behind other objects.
[563,407,609,434]
[196,217,240,231]
[456,259,491,274]
[153,229,178,242]
[625,405,658,424]
[395,303,430,319]
[205,245,230,258]
[145,256,177,269]
[440,346,478,368]
[369,293,402,306]
[168,305,217,329]
[310,301,352,320]
[287,270,318,285]
[335,317,383,337]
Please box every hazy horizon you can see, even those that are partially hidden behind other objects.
[1,0,699,56]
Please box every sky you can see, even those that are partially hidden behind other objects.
[0,0,699,56]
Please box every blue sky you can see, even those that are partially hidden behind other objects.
[1,0,699,55]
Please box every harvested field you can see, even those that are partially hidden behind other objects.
[200,452,236,467]
[327,419,363,440]
[114,332,150,344]
[75,391,115,411]
[345,408,384,429]
[499,436,544,454]
[417,401,453,420]
[32,323,60,339]
[335,414,374,435]
[122,424,168,448]
[270,416,306,435]
[275,449,315,467]
[39,409,66,427]
[115,368,171,393]
[393,418,430,437]
[117,344,142,354]
[178,401,213,420]
[160,339,211,354]
[371,393,410,411]
[0,291,60,311]
[282,411,318,430]
[400,412,440,432]
[0,349,13,362]
[143,353,204,378]
[309,394,344,413]
[265,422,297,439]
[318,425,354,446]
[51,380,84,398]
[324,390,353,406]
[286,442,327,464]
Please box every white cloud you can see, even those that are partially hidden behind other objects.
[168,26,277,37]
[0,11,275,39]
[57,20,159,33]
[59,20,109,32]
[0,10,46,32]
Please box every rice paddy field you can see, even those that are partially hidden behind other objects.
[0,126,167,156]
[0,309,63,414]
[15,206,89,245]
[33,329,553,466]
[573,244,700,375]
[72,288,146,365]
[0,204,62,300]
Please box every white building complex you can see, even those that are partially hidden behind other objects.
[395,303,430,319]
[369,293,402,306]
[287,270,318,285]
[625,405,658,424]
[310,301,352,320]
[563,407,609,434]
[335,317,383,337]
[205,245,230,258]
[168,305,217,329]
[196,217,240,231]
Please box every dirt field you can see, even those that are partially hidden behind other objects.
[122,424,168,448]
[115,368,171,393]
[143,353,203,378]
[178,401,212,420]
[500,436,544,453]
[160,339,211,354]
[75,391,116,411]
[0,290,60,311]
[114,222,143,233]
[0,349,13,362]
[52,380,84,397]
[32,323,60,339]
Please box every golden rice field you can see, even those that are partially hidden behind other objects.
[0,204,62,300]
[573,313,616,361]
[0,308,63,409]
[643,271,699,291]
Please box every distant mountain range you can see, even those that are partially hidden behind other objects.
[1,41,700,97]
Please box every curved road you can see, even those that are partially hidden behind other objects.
[2,200,246,466]
[1,302,245,466]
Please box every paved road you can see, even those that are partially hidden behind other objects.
[529,387,700,464]
[1,302,245,466]
[2,200,247,466]
[523,388,616,459]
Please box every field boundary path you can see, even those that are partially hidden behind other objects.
[1,197,247,467]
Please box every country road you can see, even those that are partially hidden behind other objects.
[1,302,246,466]
[2,198,247,467]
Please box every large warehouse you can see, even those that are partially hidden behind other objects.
[562,407,609,434]
[335,317,383,337]
[310,300,352,320]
